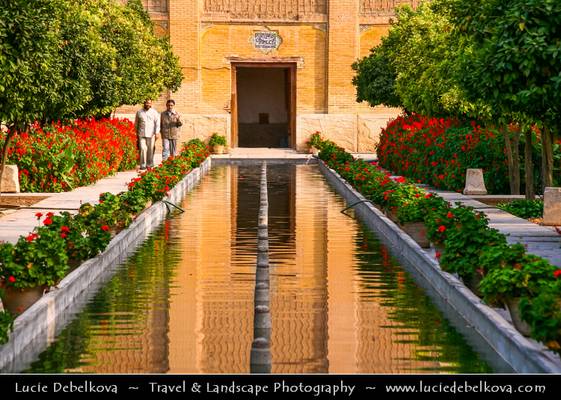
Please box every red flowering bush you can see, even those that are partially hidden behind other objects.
[377,113,509,194]
[6,118,137,192]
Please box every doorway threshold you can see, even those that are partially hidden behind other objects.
[212,148,313,161]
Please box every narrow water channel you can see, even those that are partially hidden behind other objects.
[26,164,491,373]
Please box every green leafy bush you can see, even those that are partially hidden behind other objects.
[497,199,543,220]
[439,206,507,281]
[520,278,561,351]
[0,311,14,345]
[480,246,557,304]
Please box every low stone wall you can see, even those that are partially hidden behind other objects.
[318,160,561,373]
[296,113,397,152]
[0,158,212,372]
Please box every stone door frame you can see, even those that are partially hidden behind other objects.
[230,60,297,149]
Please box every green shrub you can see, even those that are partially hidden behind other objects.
[480,246,557,305]
[439,206,507,281]
[497,199,543,220]
[520,279,561,351]
[0,311,14,345]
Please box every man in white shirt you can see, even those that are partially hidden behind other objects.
[134,99,160,170]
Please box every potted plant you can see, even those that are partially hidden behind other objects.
[389,186,432,248]
[422,196,454,252]
[208,133,227,154]
[520,277,561,352]
[0,225,69,315]
[438,206,506,279]
[306,132,322,155]
[479,248,557,336]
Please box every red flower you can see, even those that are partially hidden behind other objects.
[43,218,53,226]
[437,225,446,233]
[554,269,561,279]
[435,251,441,259]
[394,176,406,184]
[8,276,16,283]
[60,226,70,233]
[46,212,54,218]
[101,225,110,231]
[61,233,67,239]
[446,212,454,219]
[35,212,43,219]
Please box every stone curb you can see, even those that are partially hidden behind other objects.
[0,158,212,372]
[318,160,561,373]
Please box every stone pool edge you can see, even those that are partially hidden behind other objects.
[318,160,561,373]
[0,157,212,371]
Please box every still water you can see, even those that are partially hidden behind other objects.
[27,164,491,373]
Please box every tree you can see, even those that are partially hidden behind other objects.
[352,43,402,109]
[78,0,183,116]
[353,3,482,117]
[0,0,65,190]
[445,0,561,194]
[0,0,184,190]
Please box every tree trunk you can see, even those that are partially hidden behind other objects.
[512,131,520,194]
[541,126,554,191]
[0,129,15,199]
[500,126,520,194]
[502,126,516,194]
[524,128,534,200]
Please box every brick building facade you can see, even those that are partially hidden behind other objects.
[118,0,419,152]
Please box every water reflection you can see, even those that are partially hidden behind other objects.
[27,165,491,373]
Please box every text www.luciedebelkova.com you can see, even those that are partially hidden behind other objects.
[385,381,546,394]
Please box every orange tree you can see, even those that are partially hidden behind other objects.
[0,0,183,190]
[445,0,561,195]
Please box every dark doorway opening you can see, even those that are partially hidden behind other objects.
[236,67,290,148]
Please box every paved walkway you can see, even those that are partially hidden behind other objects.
[0,171,141,244]
[431,190,561,267]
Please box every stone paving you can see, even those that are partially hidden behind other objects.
[0,154,163,244]
[213,147,312,159]
[432,190,561,267]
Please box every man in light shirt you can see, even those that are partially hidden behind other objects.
[134,99,160,170]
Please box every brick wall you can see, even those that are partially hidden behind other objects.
[327,0,360,113]
[115,0,408,152]
[169,0,201,114]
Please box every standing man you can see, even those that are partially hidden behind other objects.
[134,99,160,170]
[160,99,183,160]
